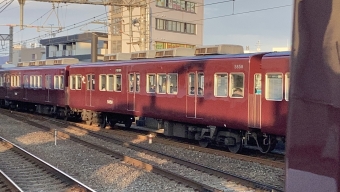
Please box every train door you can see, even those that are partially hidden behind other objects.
[5,73,9,98]
[248,73,262,128]
[127,73,140,111]
[44,75,52,102]
[186,71,204,119]
[85,74,95,106]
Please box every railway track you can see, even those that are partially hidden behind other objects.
[0,170,23,192]
[1,109,284,192]
[0,136,94,192]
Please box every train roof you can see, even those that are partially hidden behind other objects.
[0,64,68,72]
[263,51,291,57]
[70,53,258,68]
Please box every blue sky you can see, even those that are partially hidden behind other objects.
[0,0,293,54]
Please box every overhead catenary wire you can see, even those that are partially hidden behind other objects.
[0,0,291,53]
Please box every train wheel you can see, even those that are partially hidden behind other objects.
[198,139,209,148]
[124,120,132,129]
[109,120,117,129]
[259,137,277,153]
[227,142,243,153]
[99,115,107,128]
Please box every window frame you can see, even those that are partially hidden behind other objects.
[214,73,228,97]
[146,73,157,93]
[157,73,167,94]
[265,73,283,101]
[229,73,245,98]
[285,72,290,101]
[167,73,178,94]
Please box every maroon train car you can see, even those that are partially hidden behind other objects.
[0,64,69,117]
[69,51,290,153]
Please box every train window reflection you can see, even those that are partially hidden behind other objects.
[70,75,76,90]
[129,74,134,92]
[136,74,140,93]
[107,74,114,91]
[157,74,167,94]
[147,74,156,93]
[198,73,204,96]
[115,74,122,92]
[168,73,178,94]
[214,73,228,97]
[76,75,82,90]
[254,74,261,95]
[188,73,195,95]
[265,73,283,101]
[100,74,107,91]
[230,73,244,98]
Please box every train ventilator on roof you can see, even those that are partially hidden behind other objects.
[17,58,79,67]
[155,47,195,58]
[195,44,244,55]
[103,53,132,61]
[130,50,157,59]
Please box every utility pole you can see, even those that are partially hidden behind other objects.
[0,26,13,63]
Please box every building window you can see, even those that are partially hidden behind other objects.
[156,0,195,13]
[156,18,196,34]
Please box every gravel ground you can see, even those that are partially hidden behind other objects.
[0,112,283,191]
[0,114,195,192]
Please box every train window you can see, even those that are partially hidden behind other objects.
[0,75,3,87]
[99,74,107,91]
[29,76,33,88]
[198,73,204,96]
[129,74,134,92]
[230,73,244,98]
[33,76,38,88]
[136,74,140,93]
[115,74,122,92]
[54,76,59,89]
[214,73,228,97]
[37,76,42,88]
[168,73,178,94]
[45,75,51,89]
[285,73,290,101]
[10,75,14,87]
[17,76,20,87]
[188,73,195,95]
[60,75,64,89]
[86,74,95,91]
[70,75,76,90]
[254,74,261,95]
[265,73,283,101]
[147,74,156,93]
[157,74,167,94]
[76,75,82,90]
[107,74,114,91]
[23,75,28,88]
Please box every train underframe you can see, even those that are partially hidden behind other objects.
[161,120,282,153]
[0,99,80,120]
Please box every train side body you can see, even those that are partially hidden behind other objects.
[69,52,289,137]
